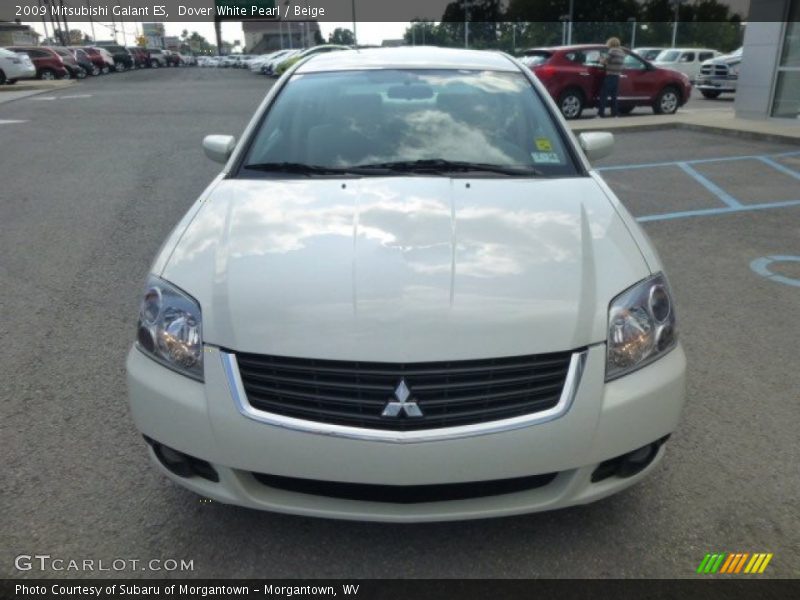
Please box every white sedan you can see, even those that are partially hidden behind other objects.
[0,48,36,84]
[127,47,686,522]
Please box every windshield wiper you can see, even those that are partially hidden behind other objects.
[241,162,364,176]
[353,159,545,177]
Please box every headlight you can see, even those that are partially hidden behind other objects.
[136,275,203,381]
[606,273,677,381]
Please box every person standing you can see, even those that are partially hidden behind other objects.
[598,37,625,118]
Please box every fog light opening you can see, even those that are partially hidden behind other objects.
[591,435,670,483]
[145,436,219,482]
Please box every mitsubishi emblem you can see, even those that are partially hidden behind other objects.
[382,378,423,418]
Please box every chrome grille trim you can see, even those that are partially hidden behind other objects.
[221,349,588,443]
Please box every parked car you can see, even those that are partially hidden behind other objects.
[260,49,299,75]
[49,46,85,79]
[163,50,181,67]
[83,46,114,73]
[128,47,686,521]
[652,47,721,81]
[69,46,102,76]
[695,47,743,98]
[245,53,275,72]
[273,45,349,76]
[65,47,95,77]
[147,48,168,68]
[0,47,36,84]
[522,45,692,119]
[95,43,134,71]
[127,47,150,69]
[6,46,69,80]
[218,54,240,68]
[178,52,197,66]
[197,55,220,67]
[633,47,668,61]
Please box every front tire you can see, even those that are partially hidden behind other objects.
[701,90,721,99]
[558,89,585,120]
[76,67,87,79]
[0,70,6,85]
[91,65,101,76]
[61,69,71,80]
[39,68,56,80]
[150,60,159,68]
[115,63,127,73]
[653,86,680,114]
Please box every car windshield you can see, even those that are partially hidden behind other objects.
[240,69,577,177]
[656,50,680,62]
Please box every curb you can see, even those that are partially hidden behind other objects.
[570,120,800,145]
[0,80,77,93]
[0,81,78,105]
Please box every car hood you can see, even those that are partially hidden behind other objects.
[160,176,650,361]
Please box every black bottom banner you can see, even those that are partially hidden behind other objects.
[2,580,799,600]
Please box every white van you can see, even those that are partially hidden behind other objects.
[653,48,721,81]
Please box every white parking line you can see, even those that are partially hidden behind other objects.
[0,119,28,124]
[31,94,93,101]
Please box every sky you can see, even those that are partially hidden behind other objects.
[23,20,410,48]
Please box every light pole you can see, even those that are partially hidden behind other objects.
[628,17,636,49]
[671,0,681,47]
[512,22,516,54]
[560,15,569,46]
[567,0,574,45]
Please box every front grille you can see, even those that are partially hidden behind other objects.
[252,471,558,503]
[700,64,729,77]
[233,350,576,431]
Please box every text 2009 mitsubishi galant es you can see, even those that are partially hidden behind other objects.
[127,47,686,521]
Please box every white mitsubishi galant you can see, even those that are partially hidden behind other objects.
[127,47,686,521]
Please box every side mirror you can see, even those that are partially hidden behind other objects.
[578,131,614,161]
[203,135,236,164]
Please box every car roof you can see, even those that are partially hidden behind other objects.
[656,47,718,53]
[295,46,518,73]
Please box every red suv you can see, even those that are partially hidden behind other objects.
[520,45,692,119]
[7,46,69,80]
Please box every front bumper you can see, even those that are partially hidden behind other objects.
[127,343,686,522]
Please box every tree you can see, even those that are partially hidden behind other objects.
[68,29,91,44]
[328,27,355,45]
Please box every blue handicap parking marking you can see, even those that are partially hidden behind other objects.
[750,255,800,288]
[596,150,800,223]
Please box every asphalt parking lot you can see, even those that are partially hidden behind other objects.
[2,68,798,579]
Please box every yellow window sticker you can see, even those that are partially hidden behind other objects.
[535,137,553,152]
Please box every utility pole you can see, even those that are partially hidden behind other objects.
[38,0,50,43]
[214,17,222,55]
[59,0,69,45]
[46,0,62,45]
[86,0,95,41]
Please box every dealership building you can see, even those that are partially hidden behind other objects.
[736,0,799,119]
